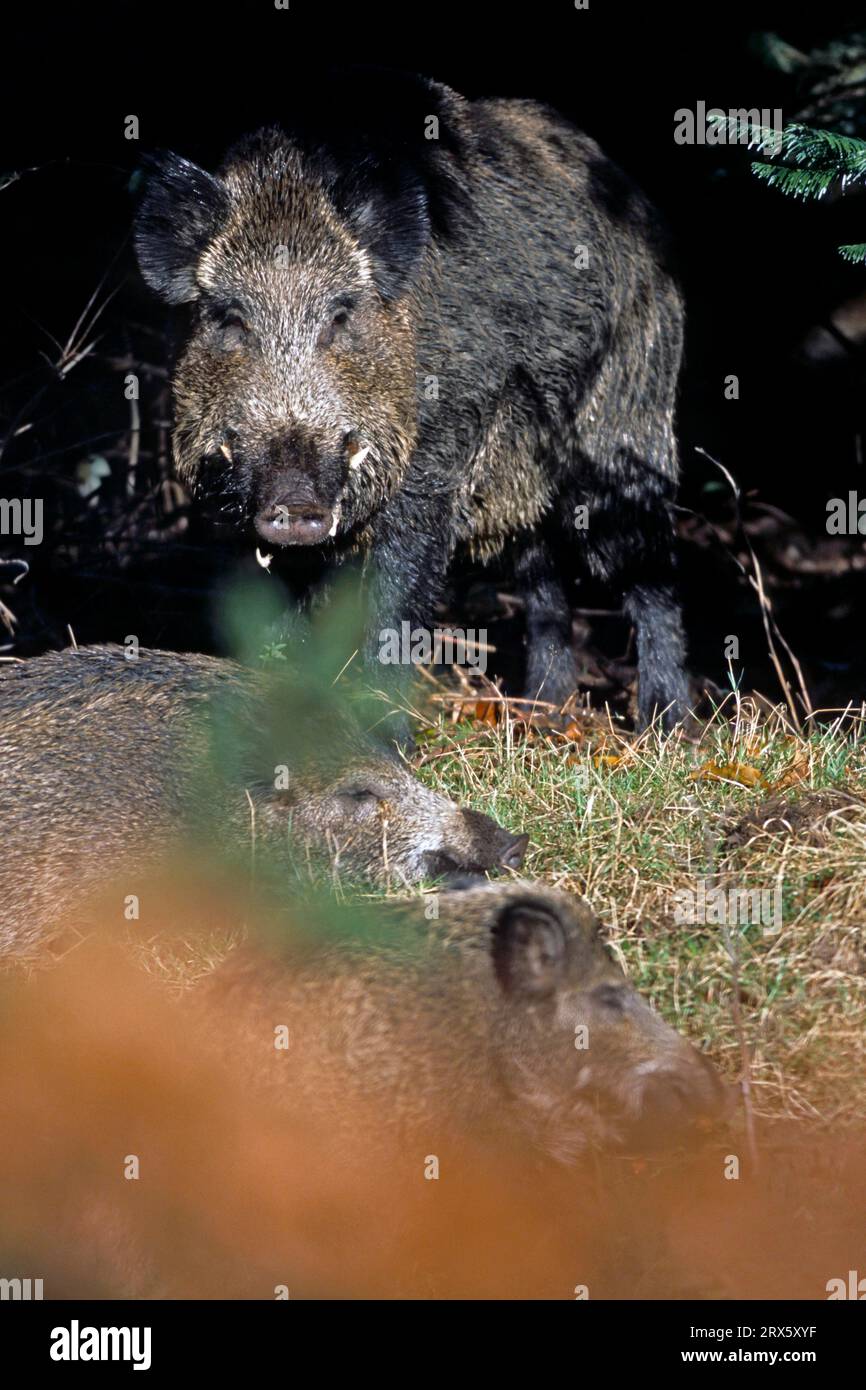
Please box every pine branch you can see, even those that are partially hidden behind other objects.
[707,117,785,154]
[777,124,866,176]
[710,116,866,193]
[752,161,841,200]
[711,116,866,265]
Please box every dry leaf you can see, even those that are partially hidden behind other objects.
[593,753,624,770]
[474,701,499,728]
[768,749,810,792]
[690,760,766,789]
[456,699,499,727]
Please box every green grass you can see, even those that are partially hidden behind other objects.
[397,688,866,1124]
[130,650,866,1129]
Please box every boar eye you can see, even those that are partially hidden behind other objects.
[593,984,628,1013]
[318,303,353,350]
[222,311,251,336]
[336,784,380,804]
[210,304,251,340]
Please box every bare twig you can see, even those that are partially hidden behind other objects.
[695,447,813,728]
[244,789,257,888]
[700,820,760,1171]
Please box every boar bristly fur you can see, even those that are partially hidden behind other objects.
[135,72,689,727]
[206,882,726,1161]
[0,645,526,957]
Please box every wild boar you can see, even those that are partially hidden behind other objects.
[0,910,740,1299]
[206,881,726,1161]
[134,70,690,729]
[0,645,526,958]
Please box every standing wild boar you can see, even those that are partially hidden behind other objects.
[134,71,689,728]
[0,645,526,958]
[207,881,726,1161]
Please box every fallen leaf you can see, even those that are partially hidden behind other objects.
[593,753,624,769]
[455,699,499,727]
[690,760,766,789]
[768,748,810,792]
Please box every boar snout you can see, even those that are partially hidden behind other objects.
[255,465,339,547]
[500,833,529,871]
[454,810,528,874]
[424,816,528,883]
[256,498,336,547]
[630,1053,728,1147]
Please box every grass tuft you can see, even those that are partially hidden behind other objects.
[402,685,866,1124]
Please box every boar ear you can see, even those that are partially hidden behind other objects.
[134,153,229,304]
[491,900,567,999]
[344,172,431,302]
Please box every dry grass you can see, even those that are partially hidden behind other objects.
[55,665,866,1134]
[4,674,865,1296]
[127,677,866,1128]
[397,684,866,1126]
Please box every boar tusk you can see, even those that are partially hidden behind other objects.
[348,445,371,470]
[255,547,273,570]
[219,443,233,462]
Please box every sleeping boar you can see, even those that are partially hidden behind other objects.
[0,645,526,958]
[0,887,733,1298]
[205,881,726,1162]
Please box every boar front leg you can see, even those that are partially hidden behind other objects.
[362,515,453,745]
[624,575,690,731]
[576,483,690,732]
[514,537,579,711]
[614,495,689,731]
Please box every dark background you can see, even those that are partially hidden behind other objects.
[2,0,866,716]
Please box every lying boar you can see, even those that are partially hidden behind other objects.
[207,881,726,1161]
[134,71,690,728]
[0,905,737,1299]
[0,645,525,957]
